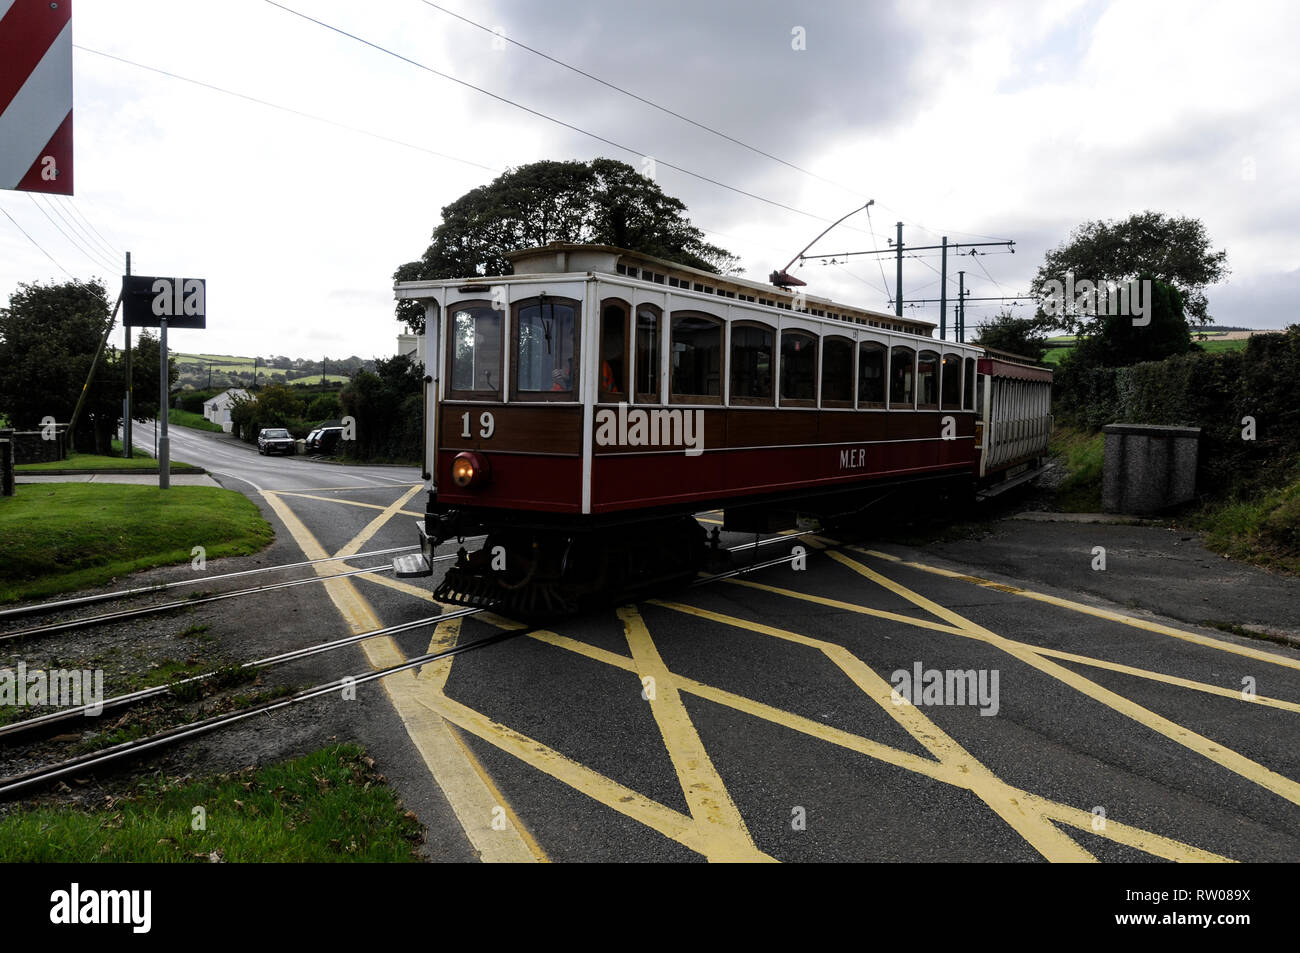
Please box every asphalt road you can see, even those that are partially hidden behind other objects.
[116,427,1300,863]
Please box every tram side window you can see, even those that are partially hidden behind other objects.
[780,330,817,403]
[600,300,628,401]
[964,357,976,410]
[514,298,578,399]
[821,336,854,405]
[858,341,886,406]
[729,323,773,404]
[941,354,962,410]
[890,346,915,407]
[917,350,939,408]
[450,303,502,396]
[635,305,661,403]
[671,313,723,403]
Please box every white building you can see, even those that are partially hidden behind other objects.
[203,388,248,433]
[398,333,424,366]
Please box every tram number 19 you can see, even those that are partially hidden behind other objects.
[461,411,495,439]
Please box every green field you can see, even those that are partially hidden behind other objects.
[287,373,351,385]
[0,483,273,603]
[168,407,224,432]
[1042,334,1249,365]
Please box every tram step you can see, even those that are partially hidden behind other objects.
[393,553,433,578]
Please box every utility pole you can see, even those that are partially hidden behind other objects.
[938,237,948,341]
[159,309,170,489]
[957,271,966,343]
[123,252,132,458]
[894,222,903,317]
[253,356,259,390]
[322,355,326,386]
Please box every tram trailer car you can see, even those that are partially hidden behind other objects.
[392,243,1052,615]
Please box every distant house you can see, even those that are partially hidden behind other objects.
[203,388,248,433]
[397,333,423,367]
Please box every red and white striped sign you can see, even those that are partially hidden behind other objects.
[0,0,72,195]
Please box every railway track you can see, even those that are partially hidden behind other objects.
[0,525,835,798]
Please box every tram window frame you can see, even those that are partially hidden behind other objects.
[634,304,662,404]
[446,299,504,401]
[917,350,940,409]
[820,334,855,407]
[857,340,887,408]
[728,320,775,406]
[890,345,916,408]
[669,311,724,405]
[509,296,582,403]
[598,297,630,403]
[964,357,977,410]
[940,353,963,410]
[779,329,818,407]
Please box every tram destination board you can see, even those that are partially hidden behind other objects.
[122,275,206,329]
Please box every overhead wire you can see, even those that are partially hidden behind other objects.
[0,203,76,279]
[25,193,116,273]
[57,195,122,263]
[262,1,890,235]
[36,194,119,272]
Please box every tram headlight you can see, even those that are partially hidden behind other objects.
[451,451,490,488]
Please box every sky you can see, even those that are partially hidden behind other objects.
[1,0,1297,361]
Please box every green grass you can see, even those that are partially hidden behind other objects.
[1041,336,1248,366]
[16,439,198,473]
[0,484,274,604]
[168,408,224,432]
[0,745,424,862]
[1050,424,1104,512]
[287,373,350,385]
[1194,472,1300,574]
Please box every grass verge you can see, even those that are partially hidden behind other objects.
[16,440,198,473]
[0,745,424,861]
[0,484,273,603]
[168,408,225,432]
[1193,471,1300,574]
[1049,424,1104,512]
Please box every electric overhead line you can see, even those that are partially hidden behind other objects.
[26,193,116,273]
[417,0,873,204]
[38,194,118,272]
[0,203,75,279]
[262,0,894,235]
[75,45,502,175]
[57,195,122,262]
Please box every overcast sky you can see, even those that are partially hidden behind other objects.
[1,0,1296,360]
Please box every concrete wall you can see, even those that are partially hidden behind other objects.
[0,426,68,464]
[1102,423,1201,515]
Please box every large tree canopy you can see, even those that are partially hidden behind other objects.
[0,279,172,453]
[394,158,740,332]
[1030,210,1228,334]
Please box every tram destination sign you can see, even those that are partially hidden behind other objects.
[123,276,207,329]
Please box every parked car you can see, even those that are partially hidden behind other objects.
[257,427,296,455]
[305,428,322,451]
[314,426,345,455]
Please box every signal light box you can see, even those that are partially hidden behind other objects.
[123,276,206,329]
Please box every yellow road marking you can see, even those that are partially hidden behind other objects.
[725,578,966,634]
[530,629,1231,863]
[619,606,768,862]
[259,489,536,863]
[1031,645,1300,713]
[272,489,424,518]
[332,484,424,559]
[831,551,1300,809]
[651,599,1097,862]
[445,722,551,863]
[855,548,1300,672]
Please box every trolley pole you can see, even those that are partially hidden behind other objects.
[159,314,169,489]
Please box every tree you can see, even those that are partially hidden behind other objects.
[0,279,173,453]
[339,354,423,461]
[973,309,1048,361]
[1030,211,1228,334]
[393,158,740,332]
[1067,277,1192,369]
